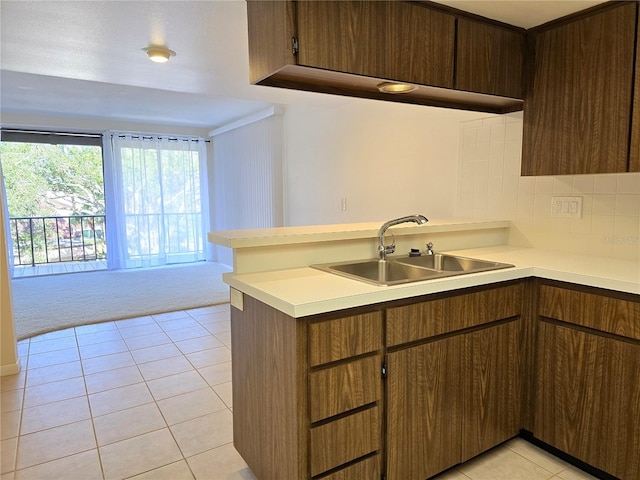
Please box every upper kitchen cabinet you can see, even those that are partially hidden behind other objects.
[296,1,454,88]
[246,0,524,114]
[522,2,637,175]
[456,18,525,99]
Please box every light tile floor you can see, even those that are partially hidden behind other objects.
[1,304,599,480]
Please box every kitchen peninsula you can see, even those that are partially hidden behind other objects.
[209,220,639,480]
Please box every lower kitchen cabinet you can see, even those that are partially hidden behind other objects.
[231,296,384,480]
[462,320,521,460]
[231,280,638,480]
[534,284,640,480]
[386,335,463,480]
[386,283,523,480]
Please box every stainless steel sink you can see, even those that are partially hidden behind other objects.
[311,253,513,286]
[394,253,512,273]
[314,258,445,286]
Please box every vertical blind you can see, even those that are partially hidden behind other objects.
[212,114,284,231]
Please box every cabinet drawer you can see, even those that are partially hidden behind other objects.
[387,283,521,347]
[310,406,380,476]
[309,355,381,422]
[309,312,382,366]
[318,454,380,480]
[539,285,640,340]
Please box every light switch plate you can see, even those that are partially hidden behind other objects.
[551,196,583,219]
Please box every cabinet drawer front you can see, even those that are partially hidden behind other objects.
[310,406,380,476]
[309,355,381,422]
[309,312,382,366]
[539,285,640,340]
[318,454,380,480]
[387,284,521,346]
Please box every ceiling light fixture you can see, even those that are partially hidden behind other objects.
[377,81,417,94]
[142,46,176,63]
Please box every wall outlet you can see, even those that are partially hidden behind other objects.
[230,287,244,311]
[341,197,347,211]
[551,196,582,219]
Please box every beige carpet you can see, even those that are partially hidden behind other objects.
[11,262,231,340]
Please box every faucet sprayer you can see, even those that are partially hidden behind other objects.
[378,214,428,261]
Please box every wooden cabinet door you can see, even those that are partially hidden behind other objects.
[522,3,636,175]
[462,320,522,460]
[386,336,462,480]
[456,19,524,99]
[296,1,385,78]
[383,2,454,88]
[535,321,640,479]
[296,1,454,88]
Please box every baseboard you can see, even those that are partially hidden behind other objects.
[0,358,22,376]
[519,430,619,480]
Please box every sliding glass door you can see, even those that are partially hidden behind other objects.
[105,133,210,269]
[0,130,106,276]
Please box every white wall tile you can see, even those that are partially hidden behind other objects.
[594,175,618,193]
[617,173,640,194]
[592,195,617,216]
[477,125,491,144]
[490,124,506,144]
[456,114,639,260]
[552,176,573,194]
[476,143,490,164]
[572,175,595,194]
[615,195,640,216]
[518,177,536,194]
[505,121,523,141]
[535,177,554,194]
[482,116,506,126]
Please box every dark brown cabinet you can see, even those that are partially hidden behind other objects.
[522,2,637,175]
[232,299,383,480]
[246,0,524,114]
[456,18,525,99]
[385,283,523,480]
[534,284,640,480]
[297,1,455,89]
[462,321,522,460]
[387,335,463,480]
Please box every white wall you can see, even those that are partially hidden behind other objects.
[282,99,486,226]
[457,113,640,260]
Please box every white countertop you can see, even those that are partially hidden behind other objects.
[223,246,640,317]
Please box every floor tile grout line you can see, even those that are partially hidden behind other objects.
[505,441,571,477]
[8,308,233,479]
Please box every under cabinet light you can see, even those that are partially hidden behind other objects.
[377,82,417,94]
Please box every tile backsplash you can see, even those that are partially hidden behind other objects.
[457,113,640,260]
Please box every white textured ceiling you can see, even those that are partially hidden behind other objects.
[433,1,608,29]
[0,0,610,129]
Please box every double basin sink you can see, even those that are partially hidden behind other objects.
[312,253,514,286]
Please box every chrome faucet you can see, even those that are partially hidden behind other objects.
[378,214,428,261]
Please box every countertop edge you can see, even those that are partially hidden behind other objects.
[208,219,510,249]
[223,247,640,317]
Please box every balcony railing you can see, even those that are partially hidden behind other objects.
[9,215,107,266]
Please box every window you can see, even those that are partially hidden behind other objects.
[0,130,106,269]
[105,133,210,269]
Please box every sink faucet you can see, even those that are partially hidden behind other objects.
[378,214,428,261]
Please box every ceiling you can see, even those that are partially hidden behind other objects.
[0,0,608,130]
